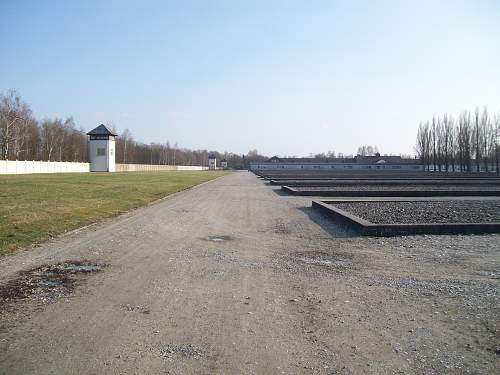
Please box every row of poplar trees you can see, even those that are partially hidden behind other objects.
[416,108,500,173]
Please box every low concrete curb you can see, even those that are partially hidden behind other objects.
[285,186,500,197]
[276,180,500,187]
[312,200,500,236]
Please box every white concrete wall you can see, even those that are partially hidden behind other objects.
[0,160,209,175]
[249,162,424,171]
[116,164,208,172]
[0,160,90,174]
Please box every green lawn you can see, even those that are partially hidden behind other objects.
[0,171,228,254]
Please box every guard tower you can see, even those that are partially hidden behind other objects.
[87,124,117,172]
[208,154,217,170]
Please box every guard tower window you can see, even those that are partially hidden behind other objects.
[97,148,106,156]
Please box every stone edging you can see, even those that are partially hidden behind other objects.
[312,200,500,236]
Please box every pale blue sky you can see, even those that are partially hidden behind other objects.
[1,0,499,156]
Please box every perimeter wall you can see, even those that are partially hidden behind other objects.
[0,160,208,174]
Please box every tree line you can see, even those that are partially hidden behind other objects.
[113,129,266,168]
[0,90,87,162]
[0,90,268,167]
[416,108,500,172]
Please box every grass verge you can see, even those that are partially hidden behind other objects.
[0,171,228,254]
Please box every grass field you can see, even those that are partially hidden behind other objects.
[0,171,228,254]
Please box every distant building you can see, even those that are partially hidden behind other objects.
[87,124,117,172]
[249,154,423,171]
[353,153,414,165]
[208,155,217,170]
[220,159,228,169]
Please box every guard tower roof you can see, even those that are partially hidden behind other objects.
[87,124,117,136]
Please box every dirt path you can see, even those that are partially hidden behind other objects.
[0,172,498,374]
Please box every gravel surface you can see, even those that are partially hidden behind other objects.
[296,185,500,191]
[333,200,500,223]
[1,173,499,375]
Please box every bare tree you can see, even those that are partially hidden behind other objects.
[40,118,65,161]
[479,108,493,172]
[431,117,438,171]
[458,111,473,172]
[472,108,482,172]
[416,122,431,171]
[11,108,36,160]
[495,113,500,173]
[442,114,454,171]
[116,128,133,163]
[435,117,444,172]
[448,117,456,172]
[0,90,29,160]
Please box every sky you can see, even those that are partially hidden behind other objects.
[1,0,499,157]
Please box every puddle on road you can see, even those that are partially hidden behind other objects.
[59,263,101,273]
[0,261,105,305]
[122,304,151,314]
[38,279,63,288]
[204,235,234,242]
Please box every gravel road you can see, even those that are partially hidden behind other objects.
[0,172,499,375]
[334,200,500,224]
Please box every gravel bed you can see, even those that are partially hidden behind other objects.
[332,200,500,224]
[296,185,500,191]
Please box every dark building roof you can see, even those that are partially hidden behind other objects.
[354,155,419,164]
[220,159,227,162]
[87,124,117,136]
[208,154,216,159]
[268,156,282,162]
